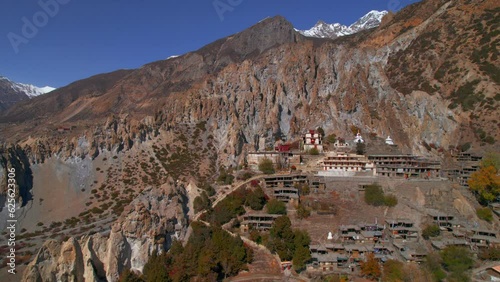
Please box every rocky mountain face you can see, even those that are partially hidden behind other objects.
[0,0,492,195]
[1,0,497,167]
[22,181,189,282]
[298,10,388,39]
[0,146,33,208]
[0,0,497,280]
[0,76,55,113]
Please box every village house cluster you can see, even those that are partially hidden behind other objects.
[247,129,442,179]
[240,129,499,277]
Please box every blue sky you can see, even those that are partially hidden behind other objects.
[1,0,419,88]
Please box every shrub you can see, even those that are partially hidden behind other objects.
[422,224,441,240]
[309,148,319,155]
[296,184,310,196]
[382,260,405,282]
[325,134,336,144]
[266,199,287,215]
[297,204,311,219]
[440,246,474,275]
[245,187,267,211]
[364,184,385,206]
[479,246,500,261]
[217,167,235,185]
[365,184,398,207]
[477,207,493,222]
[425,252,447,282]
[250,230,262,244]
[258,158,275,174]
[238,171,254,181]
[202,183,216,197]
[356,142,366,155]
[193,193,211,213]
[384,194,398,207]
[209,188,246,225]
[316,127,325,137]
[460,142,471,152]
[360,253,381,280]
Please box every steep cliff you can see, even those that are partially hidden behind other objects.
[0,145,33,207]
[22,181,189,282]
[0,0,497,168]
[0,0,496,280]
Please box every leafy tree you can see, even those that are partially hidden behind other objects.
[460,142,471,152]
[316,127,325,137]
[468,165,500,204]
[476,207,493,222]
[169,239,184,257]
[296,203,311,219]
[479,246,500,261]
[151,222,252,281]
[293,246,311,272]
[364,183,398,207]
[268,217,311,272]
[309,147,320,155]
[249,229,262,244]
[142,251,171,282]
[356,141,366,155]
[269,216,295,260]
[211,227,249,278]
[422,224,441,240]
[245,187,267,210]
[238,171,254,181]
[295,183,310,196]
[258,158,275,174]
[364,183,386,206]
[293,229,311,248]
[210,188,246,225]
[270,216,294,240]
[266,199,287,215]
[384,194,398,207]
[360,253,381,280]
[193,192,211,213]
[382,259,405,282]
[425,252,446,282]
[202,183,216,197]
[441,246,474,277]
[482,152,500,170]
[326,134,337,144]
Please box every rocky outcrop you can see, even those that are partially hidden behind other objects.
[0,145,33,207]
[1,0,497,170]
[22,180,189,282]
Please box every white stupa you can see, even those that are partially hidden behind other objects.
[354,131,364,143]
[385,136,395,145]
[327,232,333,240]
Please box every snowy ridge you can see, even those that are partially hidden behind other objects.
[298,10,388,39]
[0,76,55,98]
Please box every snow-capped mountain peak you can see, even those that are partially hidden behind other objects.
[0,76,55,98]
[298,10,388,39]
[13,83,56,98]
[350,10,388,30]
